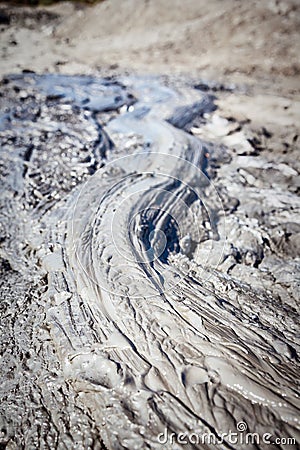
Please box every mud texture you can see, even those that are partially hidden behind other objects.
[0,73,299,449]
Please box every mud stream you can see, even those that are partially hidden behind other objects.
[0,74,299,449]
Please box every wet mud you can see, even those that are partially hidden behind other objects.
[0,73,299,449]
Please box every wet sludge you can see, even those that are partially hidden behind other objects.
[0,74,299,449]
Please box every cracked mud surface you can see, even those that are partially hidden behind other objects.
[0,73,299,449]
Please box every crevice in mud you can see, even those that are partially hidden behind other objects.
[89,111,114,173]
[167,95,217,131]
[22,143,34,177]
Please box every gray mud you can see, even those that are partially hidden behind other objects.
[0,74,299,449]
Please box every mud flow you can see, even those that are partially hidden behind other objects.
[0,74,299,449]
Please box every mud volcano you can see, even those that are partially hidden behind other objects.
[0,73,299,449]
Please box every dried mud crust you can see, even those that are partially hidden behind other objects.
[0,74,299,449]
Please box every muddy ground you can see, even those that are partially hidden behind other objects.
[0,0,299,164]
[0,1,299,449]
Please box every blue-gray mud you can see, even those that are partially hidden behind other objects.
[0,73,299,449]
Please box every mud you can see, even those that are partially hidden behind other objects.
[0,73,299,449]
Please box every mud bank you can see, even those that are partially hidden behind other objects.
[0,73,299,448]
